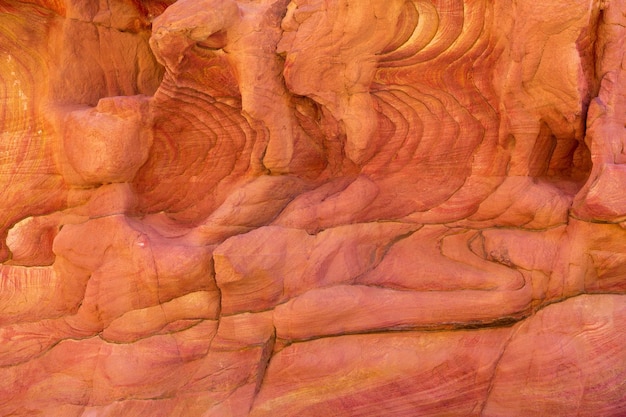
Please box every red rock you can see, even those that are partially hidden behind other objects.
[483,295,626,416]
[214,222,417,315]
[250,328,514,417]
[574,163,626,221]
[2,0,626,414]
[6,215,59,266]
[61,96,152,186]
[0,320,218,414]
[0,265,76,326]
[273,283,532,341]
[101,291,219,343]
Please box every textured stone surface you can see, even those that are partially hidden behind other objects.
[2,0,626,415]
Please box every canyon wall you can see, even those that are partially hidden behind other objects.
[1,0,626,415]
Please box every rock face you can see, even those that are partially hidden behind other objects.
[1,0,626,415]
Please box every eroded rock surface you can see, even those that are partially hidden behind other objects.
[1,0,626,415]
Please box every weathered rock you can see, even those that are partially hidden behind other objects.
[2,0,626,415]
[250,328,514,417]
[483,295,626,416]
[60,96,152,186]
[214,222,417,315]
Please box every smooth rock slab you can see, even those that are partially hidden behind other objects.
[483,294,626,416]
[250,327,514,417]
[253,294,626,417]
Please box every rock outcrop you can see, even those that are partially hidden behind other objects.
[1,0,626,415]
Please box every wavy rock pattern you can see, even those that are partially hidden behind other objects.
[1,0,626,415]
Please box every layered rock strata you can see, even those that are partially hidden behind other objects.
[1,0,626,415]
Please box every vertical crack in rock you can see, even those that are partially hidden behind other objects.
[250,326,277,415]
[478,321,524,416]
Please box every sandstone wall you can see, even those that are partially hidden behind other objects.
[1,0,626,415]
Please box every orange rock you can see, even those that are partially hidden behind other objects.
[61,96,152,186]
[250,328,514,417]
[214,222,418,315]
[483,295,626,416]
[3,0,626,414]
